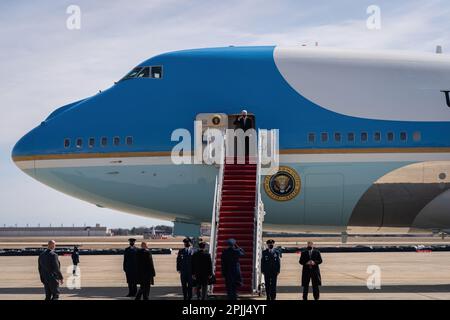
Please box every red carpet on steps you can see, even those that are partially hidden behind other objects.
[213,157,257,294]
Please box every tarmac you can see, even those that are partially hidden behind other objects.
[1,248,450,300]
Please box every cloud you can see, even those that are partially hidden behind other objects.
[1,0,450,227]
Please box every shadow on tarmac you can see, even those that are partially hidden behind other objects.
[1,284,450,300]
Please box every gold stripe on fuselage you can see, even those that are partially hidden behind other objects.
[11,147,450,162]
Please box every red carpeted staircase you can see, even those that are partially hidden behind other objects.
[213,157,257,294]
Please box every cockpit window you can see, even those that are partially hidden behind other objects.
[120,66,163,81]
[121,67,143,81]
[137,67,150,78]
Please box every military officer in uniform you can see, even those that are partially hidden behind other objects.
[123,238,138,297]
[221,238,245,300]
[177,237,195,300]
[261,239,281,300]
[299,241,323,300]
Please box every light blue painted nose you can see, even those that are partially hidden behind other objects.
[11,128,37,176]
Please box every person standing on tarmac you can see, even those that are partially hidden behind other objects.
[177,237,195,300]
[261,239,281,300]
[191,241,213,300]
[38,240,64,300]
[221,238,245,300]
[299,241,323,300]
[135,242,156,300]
[71,246,80,276]
[123,238,138,297]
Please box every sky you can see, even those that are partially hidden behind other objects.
[1,0,450,228]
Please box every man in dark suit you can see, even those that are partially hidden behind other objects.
[261,239,281,300]
[233,110,254,160]
[233,110,253,132]
[135,241,156,300]
[299,241,323,300]
[177,237,195,300]
[191,241,213,300]
[38,240,63,300]
[221,238,245,300]
[123,238,138,297]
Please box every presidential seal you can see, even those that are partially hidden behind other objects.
[264,166,301,201]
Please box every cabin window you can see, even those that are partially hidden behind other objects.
[113,136,120,146]
[347,133,355,142]
[151,66,163,79]
[88,138,95,148]
[137,67,150,78]
[76,138,83,149]
[321,132,328,143]
[101,137,108,147]
[334,132,341,142]
[413,131,421,142]
[64,138,70,148]
[374,132,381,142]
[126,136,133,146]
[400,132,407,141]
[361,132,368,142]
[387,132,394,142]
[308,133,315,144]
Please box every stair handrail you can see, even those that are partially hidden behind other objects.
[209,134,226,293]
[252,129,266,294]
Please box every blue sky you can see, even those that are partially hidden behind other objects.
[1,0,449,228]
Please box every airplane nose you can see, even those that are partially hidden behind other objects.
[11,128,37,177]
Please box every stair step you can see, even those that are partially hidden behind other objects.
[222,181,256,192]
[224,166,257,172]
[221,201,255,207]
[223,176,256,181]
[217,227,254,233]
[222,191,256,196]
[221,194,255,198]
[220,205,254,210]
[219,210,254,216]
[222,185,256,190]
[219,216,254,223]
[219,219,255,231]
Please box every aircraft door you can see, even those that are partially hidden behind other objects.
[196,113,228,164]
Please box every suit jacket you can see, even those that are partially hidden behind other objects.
[191,250,213,283]
[221,247,245,282]
[233,116,253,131]
[261,248,281,275]
[38,249,63,284]
[177,247,194,275]
[299,248,322,286]
[136,248,156,285]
